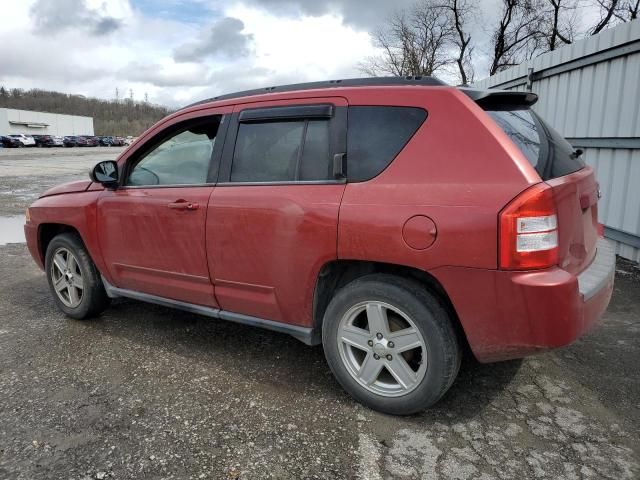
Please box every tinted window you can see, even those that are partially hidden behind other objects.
[231,119,331,182]
[487,108,584,180]
[127,118,220,186]
[487,110,540,167]
[347,106,427,182]
[299,120,330,180]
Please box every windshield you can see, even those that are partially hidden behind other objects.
[487,108,584,180]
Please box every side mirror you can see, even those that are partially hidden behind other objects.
[90,160,119,188]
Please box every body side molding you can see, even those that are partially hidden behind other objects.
[101,277,319,345]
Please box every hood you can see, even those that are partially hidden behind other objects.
[40,180,93,198]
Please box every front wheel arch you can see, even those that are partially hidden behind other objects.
[38,223,82,266]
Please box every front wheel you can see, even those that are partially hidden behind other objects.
[45,233,110,319]
[322,274,461,415]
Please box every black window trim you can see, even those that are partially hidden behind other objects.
[119,113,228,189]
[218,103,347,185]
[238,104,334,122]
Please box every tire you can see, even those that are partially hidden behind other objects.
[322,274,461,415]
[45,233,110,319]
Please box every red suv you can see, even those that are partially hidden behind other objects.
[24,78,615,414]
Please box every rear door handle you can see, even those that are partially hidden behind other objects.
[168,200,199,210]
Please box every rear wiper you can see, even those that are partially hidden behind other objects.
[570,148,583,159]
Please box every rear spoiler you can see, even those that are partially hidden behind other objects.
[460,88,538,109]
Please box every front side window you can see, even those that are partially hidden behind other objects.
[127,116,221,186]
[231,117,332,183]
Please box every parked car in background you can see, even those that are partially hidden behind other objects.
[33,135,64,147]
[0,135,22,148]
[63,136,78,147]
[111,137,126,147]
[8,134,36,147]
[23,77,615,415]
[124,136,137,145]
[77,136,98,147]
[75,137,89,147]
[98,136,112,146]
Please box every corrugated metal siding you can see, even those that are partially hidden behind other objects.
[474,21,640,262]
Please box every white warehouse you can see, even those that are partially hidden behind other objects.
[0,108,94,136]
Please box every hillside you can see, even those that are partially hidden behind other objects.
[0,87,170,137]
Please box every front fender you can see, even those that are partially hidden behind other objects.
[26,191,109,281]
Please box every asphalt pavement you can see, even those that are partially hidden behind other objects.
[0,147,638,479]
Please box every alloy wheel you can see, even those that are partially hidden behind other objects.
[50,247,84,308]
[337,301,427,397]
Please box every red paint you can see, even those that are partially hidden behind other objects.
[208,184,345,324]
[40,179,92,197]
[96,187,217,307]
[402,216,437,250]
[24,84,614,362]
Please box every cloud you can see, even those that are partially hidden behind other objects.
[239,0,414,30]
[121,62,213,87]
[30,0,123,36]
[173,17,254,62]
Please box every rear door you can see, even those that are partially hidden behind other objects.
[487,108,598,274]
[207,97,347,326]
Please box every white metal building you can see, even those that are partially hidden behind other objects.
[474,21,640,262]
[0,108,94,136]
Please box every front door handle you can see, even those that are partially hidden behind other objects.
[168,200,199,210]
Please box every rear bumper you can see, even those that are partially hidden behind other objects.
[434,238,615,362]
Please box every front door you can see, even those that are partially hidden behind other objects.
[207,97,348,326]
[97,113,226,307]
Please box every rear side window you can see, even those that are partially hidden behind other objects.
[487,108,584,180]
[231,119,331,182]
[347,106,427,182]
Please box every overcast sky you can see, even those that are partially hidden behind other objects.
[0,0,603,108]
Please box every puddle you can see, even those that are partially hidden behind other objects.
[0,216,26,245]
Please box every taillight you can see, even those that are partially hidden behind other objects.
[499,183,558,270]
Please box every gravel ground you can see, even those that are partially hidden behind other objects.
[0,148,638,479]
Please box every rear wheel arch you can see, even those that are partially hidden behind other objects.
[312,260,471,355]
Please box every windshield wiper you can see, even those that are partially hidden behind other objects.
[570,148,583,159]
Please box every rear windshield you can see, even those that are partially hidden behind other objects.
[487,108,584,180]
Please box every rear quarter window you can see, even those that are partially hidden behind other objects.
[347,106,427,182]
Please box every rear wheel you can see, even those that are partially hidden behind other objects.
[45,233,110,319]
[322,274,461,415]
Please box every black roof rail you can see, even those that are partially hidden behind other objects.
[183,76,447,109]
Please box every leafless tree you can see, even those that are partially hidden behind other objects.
[626,0,640,19]
[359,1,456,78]
[590,0,624,35]
[489,0,546,75]
[360,0,478,85]
[543,0,578,51]
[442,0,476,84]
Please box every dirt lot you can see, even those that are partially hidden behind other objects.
[0,147,639,479]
